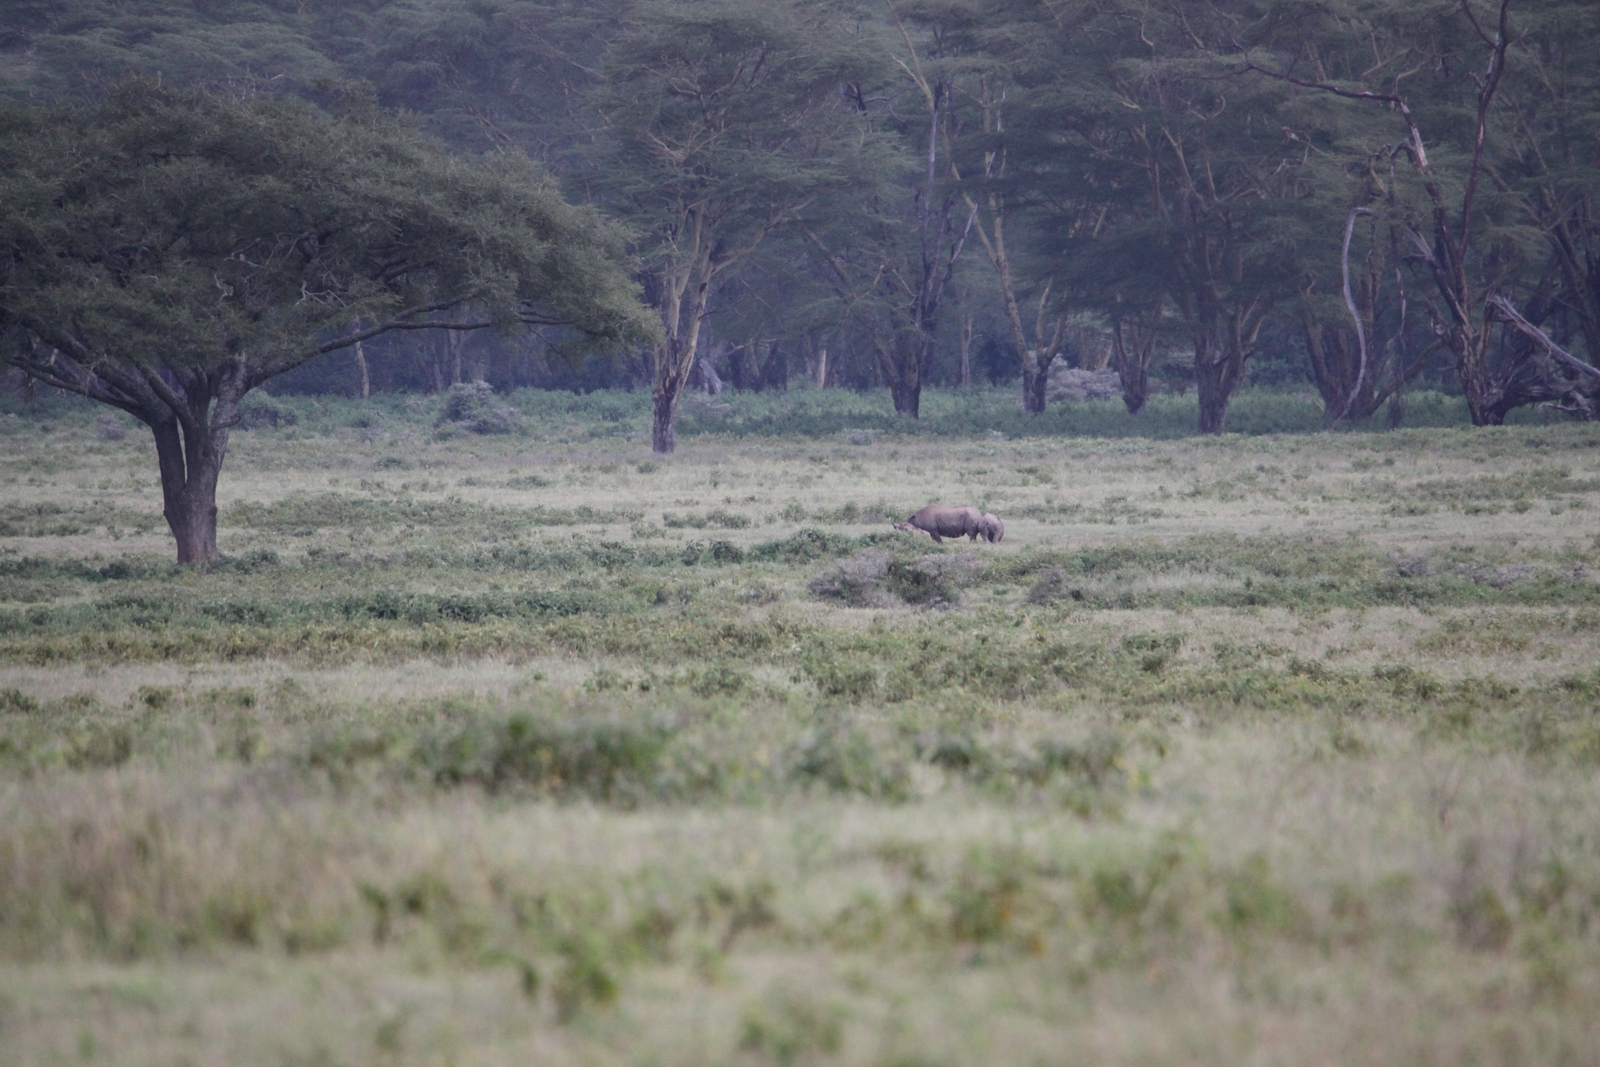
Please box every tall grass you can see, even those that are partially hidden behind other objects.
[2,393,1599,1064]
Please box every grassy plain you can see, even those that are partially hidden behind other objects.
[2,385,1599,1066]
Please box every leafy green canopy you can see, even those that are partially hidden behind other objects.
[0,81,653,399]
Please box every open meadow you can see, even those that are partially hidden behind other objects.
[3,386,1600,1066]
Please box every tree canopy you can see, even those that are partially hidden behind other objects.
[4,0,1600,433]
[0,82,655,560]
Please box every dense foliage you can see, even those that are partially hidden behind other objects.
[4,2,1600,485]
[0,82,653,560]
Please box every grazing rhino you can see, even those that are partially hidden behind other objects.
[894,504,983,544]
[980,512,1004,543]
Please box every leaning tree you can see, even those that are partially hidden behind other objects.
[0,83,654,562]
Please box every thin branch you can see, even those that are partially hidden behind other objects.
[1241,58,1430,170]
[1455,0,1511,270]
[1335,207,1374,425]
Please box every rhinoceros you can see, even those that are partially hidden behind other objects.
[980,513,1004,543]
[894,504,983,544]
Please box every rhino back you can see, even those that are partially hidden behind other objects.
[911,505,980,536]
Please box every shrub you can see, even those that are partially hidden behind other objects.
[748,528,860,563]
[436,381,522,435]
[1025,565,1083,605]
[662,509,752,530]
[885,553,977,607]
[807,551,893,607]
[790,725,906,797]
[417,709,673,803]
[94,412,128,441]
[237,398,298,429]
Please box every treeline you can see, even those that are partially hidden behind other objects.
[4,0,1600,442]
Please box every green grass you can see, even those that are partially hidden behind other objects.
[2,389,1600,1065]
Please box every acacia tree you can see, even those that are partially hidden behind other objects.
[1244,0,1600,423]
[0,84,653,562]
[958,67,1071,415]
[1293,206,1441,424]
[797,1,987,418]
[591,0,876,452]
[997,0,1307,432]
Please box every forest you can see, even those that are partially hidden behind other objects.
[5,0,1600,442]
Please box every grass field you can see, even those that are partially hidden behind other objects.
[2,385,1599,1066]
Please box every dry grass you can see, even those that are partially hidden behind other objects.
[2,391,1599,1065]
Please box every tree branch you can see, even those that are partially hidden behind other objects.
[1486,294,1600,382]
[1334,207,1374,425]
[1455,0,1511,271]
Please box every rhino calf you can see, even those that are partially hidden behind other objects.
[894,504,983,544]
[980,512,1004,543]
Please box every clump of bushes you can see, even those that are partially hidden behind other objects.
[94,412,128,441]
[1025,565,1083,605]
[1457,562,1539,588]
[237,398,298,429]
[417,710,673,804]
[886,553,977,606]
[436,381,521,435]
[749,528,860,563]
[807,550,894,608]
[809,550,975,608]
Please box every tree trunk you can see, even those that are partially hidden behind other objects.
[447,330,466,386]
[958,310,973,388]
[759,340,788,393]
[649,295,709,453]
[1303,321,1383,421]
[1111,308,1158,416]
[1454,324,1503,426]
[1118,365,1149,415]
[888,377,921,417]
[1189,299,1264,434]
[813,342,828,388]
[648,237,716,453]
[354,339,371,399]
[878,334,924,417]
[977,204,1062,416]
[1073,323,1112,372]
[651,341,695,452]
[651,387,679,453]
[1193,331,1241,435]
[1021,358,1049,416]
[1195,372,1231,434]
[151,416,226,564]
[724,344,748,391]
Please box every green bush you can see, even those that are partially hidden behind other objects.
[435,381,522,435]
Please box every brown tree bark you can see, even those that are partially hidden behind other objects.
[651,388,680,453]
[151,417,224,564]
[1110,305,1160,415]
[1021,358,1050,416]
[646,212,716,453]
[963,75,1068,416]
[1190,305,1266,435]
[759,340,788,393]
[958,309,973,388]
[134,359,250,564]
[353,338,371,399]
[811,338,829,388]
[877,332,929,418]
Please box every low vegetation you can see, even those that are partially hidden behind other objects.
[2,387,1599,1065]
